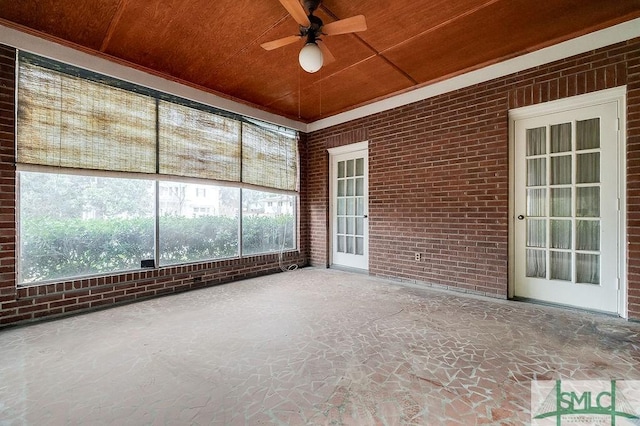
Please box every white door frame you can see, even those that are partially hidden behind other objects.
[508,87,627,317]
[328,141,369,270]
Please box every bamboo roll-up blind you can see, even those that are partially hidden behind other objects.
[242,123,298,191]
[17,62,157,173]
[159,101,241,182]
[17,58,299,193]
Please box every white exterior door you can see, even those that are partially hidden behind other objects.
[330,143,369,270]
[512,93,623,314]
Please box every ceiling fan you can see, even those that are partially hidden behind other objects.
[261,0,367,73]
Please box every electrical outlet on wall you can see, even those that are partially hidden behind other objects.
[414,252,421,261]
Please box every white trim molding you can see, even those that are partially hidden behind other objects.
[327,141,369,156]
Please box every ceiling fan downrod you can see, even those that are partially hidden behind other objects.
[302,0,321,14]
[301,0,323,43]
[303,14,323,43]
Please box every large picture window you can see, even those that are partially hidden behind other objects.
[19,172,156,283]
[16,54,299,285]
[159,183,240,266]
[242,189,296,256]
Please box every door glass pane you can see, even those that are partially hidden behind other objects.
[526,249,546,278]
[346,217,354,234]
[356,178,364,196]
[550,220,571,249]
[576,220,600,251]
[576,187,600,217]
[337,180,345,196]
[527,188,546,217]
[577,118,600,150]
[355,237,364,255]
[346,198,355,215]
[346,179,354,196]
[550,188,571,217]
[576,253,599,284]
[551,155,571,185]
[527,158,546,186]
[346,160,354,177]
[527,127,546,156]
[356,198,364,216]
[346,236,354,253]
[337,217,345,234]
[550,123,571,153]
[356,218,364,235]
[527,219,546,248]
[577,153,600,183]
[355,158,364,176]
[550,251,571,281]
[338,161,345,178]
[337,236,345,253]
[337,198,345,215]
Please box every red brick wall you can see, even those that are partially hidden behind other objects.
[626,41,640,320]
[0,45,17,324]
[0,44,309,327]
[307,38,640,319]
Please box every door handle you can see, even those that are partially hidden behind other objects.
[517,215,525,220]
[363,214,368,218]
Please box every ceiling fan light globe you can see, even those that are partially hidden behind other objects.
[299,43,323,73]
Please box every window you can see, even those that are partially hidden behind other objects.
[19,172,155,283]
[242,189,296,256]
[16,54,299,284]
[159,183,239,265]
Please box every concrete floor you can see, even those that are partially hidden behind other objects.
[1,268,639,425]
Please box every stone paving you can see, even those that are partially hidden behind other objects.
[1,268,639,425]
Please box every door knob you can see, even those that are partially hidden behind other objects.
[517,215,525,220]
[363,214,368,218]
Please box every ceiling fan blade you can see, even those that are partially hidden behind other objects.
[261,35,302,51]
[317,41,335,64]
[322,15,367,36]
[277,0,311,27]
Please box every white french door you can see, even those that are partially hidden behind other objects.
[329,142,369,270]
[512,92,623,314]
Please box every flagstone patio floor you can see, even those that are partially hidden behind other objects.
[1,267,639,425]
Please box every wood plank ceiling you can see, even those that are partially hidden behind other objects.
[0,0,639,122]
